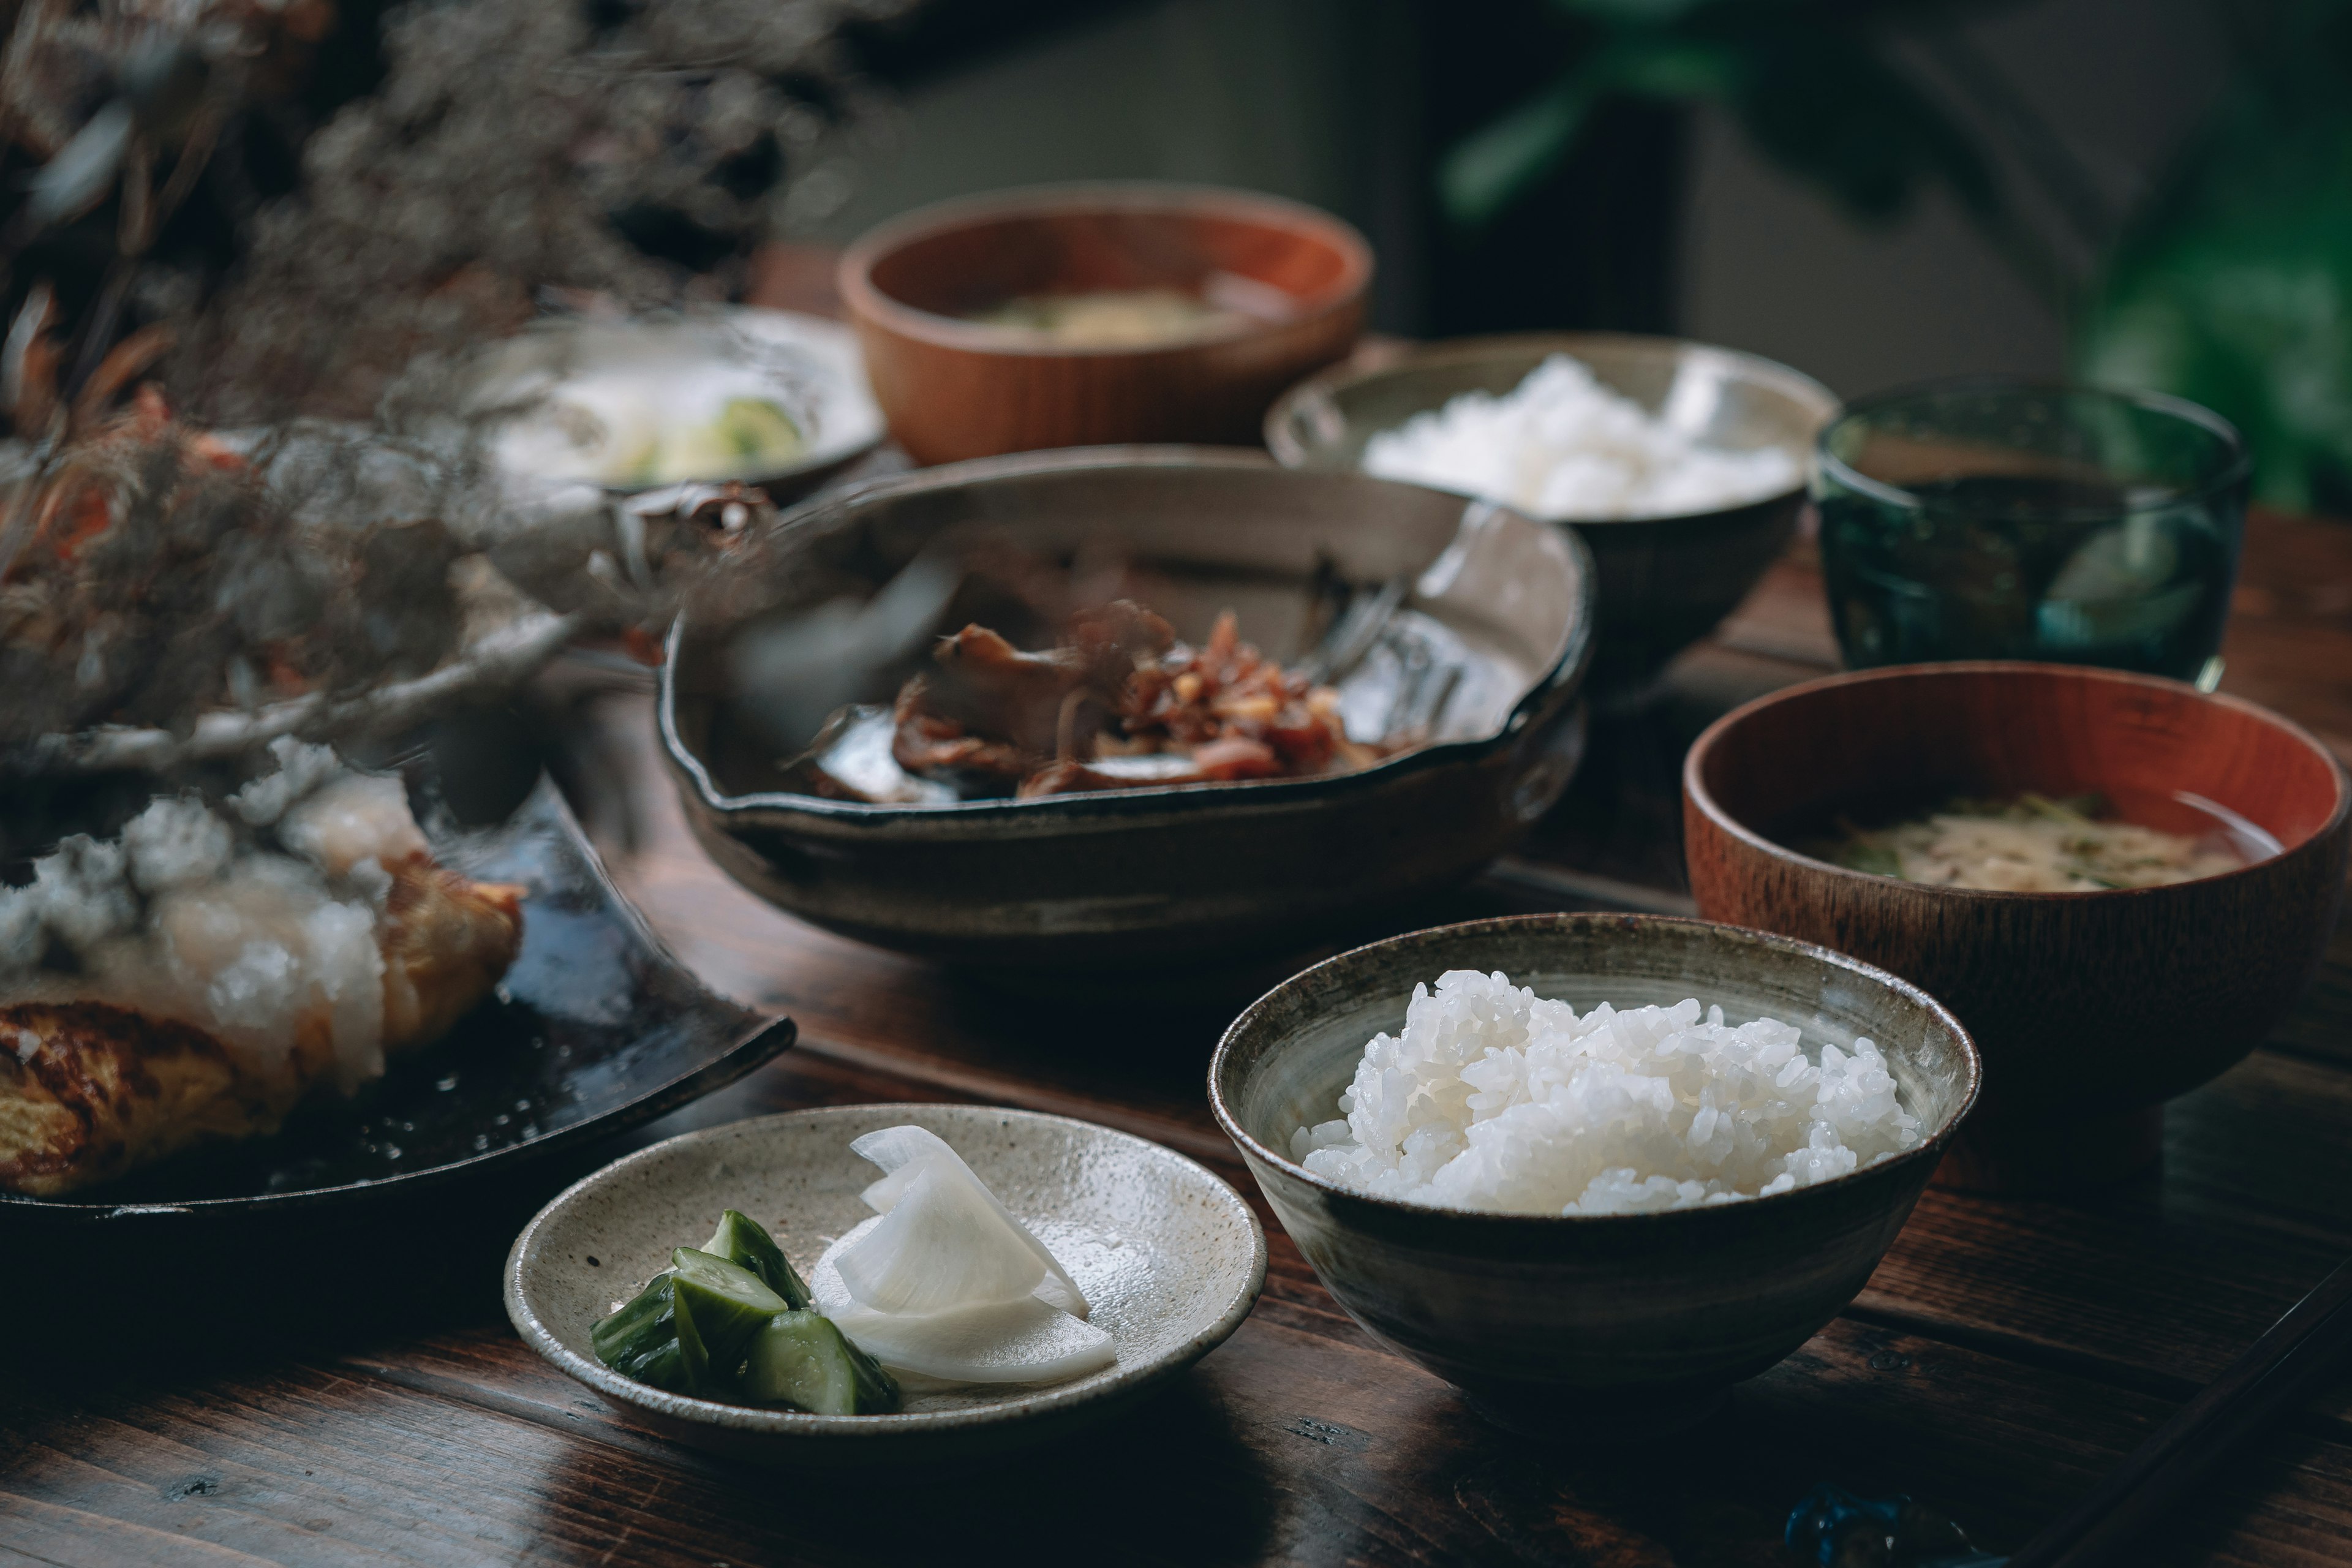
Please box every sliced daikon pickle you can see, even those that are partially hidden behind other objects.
[813,1221,1115,1385]
[842,1125,1088,1317]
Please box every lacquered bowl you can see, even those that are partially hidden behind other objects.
[658,448,1596,971]
[1209,913,1979,1436]
[1684,662,2352,1191]
[839,183,1370,464]
[1264,333,1838,701]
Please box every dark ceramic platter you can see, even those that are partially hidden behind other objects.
[662,448,1596,972]
[0,780,794,1225]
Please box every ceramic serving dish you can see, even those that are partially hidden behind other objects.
[839,183,1370,463]
[1684,662,2352,1192]
[658,448,1597,970]
[1264,333,1838,701]
[469,307,885,502]
[0,780,793,1225]
[1210,912,1978,1438]
[5,780,797,1354]
[505,1102,1267,1466]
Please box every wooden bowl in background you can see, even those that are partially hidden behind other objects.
[1683,662,2351,1193]
[837,184,1371,464]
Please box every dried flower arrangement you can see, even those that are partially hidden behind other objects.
[0,0,911,772]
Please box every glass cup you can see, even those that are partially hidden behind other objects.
[1814,380,2251,687]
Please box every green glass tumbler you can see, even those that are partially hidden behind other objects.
[1815,380,2250,686]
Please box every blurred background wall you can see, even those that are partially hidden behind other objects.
[815,0,2231,398]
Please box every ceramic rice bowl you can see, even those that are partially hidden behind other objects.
[1210,913,1978,1437]
[1264,333,1837,701]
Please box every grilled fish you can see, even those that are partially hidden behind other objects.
[0,857,522,1197]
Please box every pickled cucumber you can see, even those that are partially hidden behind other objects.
[742,1310,902,1415]
[671,1273,712,1392]
[716,398,802,463]
[587,1257,759,1400]
[701,1210,812,1310]
[591,1218,894,1412]
[590,1275,694,1393]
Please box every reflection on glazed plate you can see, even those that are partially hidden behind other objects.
[473,307,885,494]
[505,1102,1267,1466]
[0,780,794,1220]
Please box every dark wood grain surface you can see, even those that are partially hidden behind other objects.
[8,508,2352,1567]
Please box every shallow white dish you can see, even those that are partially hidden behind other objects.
[503,1102,1266,1466]
[474,307,886,496]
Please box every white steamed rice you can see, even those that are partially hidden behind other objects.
[1290,969,1921,1215]
[1360,354,1800,521]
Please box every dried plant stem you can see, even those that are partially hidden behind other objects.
[6,605,589,777]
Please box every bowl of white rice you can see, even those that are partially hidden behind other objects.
[1265,334,1838,700]
[1208,912,1977,1437]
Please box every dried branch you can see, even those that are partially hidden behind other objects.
[4,604,590,777]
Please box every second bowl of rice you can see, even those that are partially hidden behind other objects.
[1208,911,1978,1436]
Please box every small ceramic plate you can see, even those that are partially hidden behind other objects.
[504,1103,1267,1466]
[473,307,886,497]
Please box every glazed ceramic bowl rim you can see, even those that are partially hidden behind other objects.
[1814,374,2254,519]
[1684,660,2352,902]
[469,306,886,496]
[1207,911,1981,1228]
[659,445,1598,824]
[1261,330,1842,528]
[504,1102,1268,1441]
[837,180,1374,360]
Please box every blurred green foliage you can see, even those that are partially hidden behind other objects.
[1447,0,2352,516]
[1438,1,2052,290]
[2076,2,2352,514]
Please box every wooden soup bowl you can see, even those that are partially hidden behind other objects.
[837,183,1370,463]
[1684,662,2351,1192]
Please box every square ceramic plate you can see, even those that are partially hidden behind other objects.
[0,780,794,1221]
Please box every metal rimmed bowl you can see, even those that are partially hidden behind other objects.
[505,1102,1267,1467]
[657,447,1597,970]
[1265,333,1838,701]
[1208,912,1980,1438]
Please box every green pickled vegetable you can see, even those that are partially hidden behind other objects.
[742,1311,902,1415]
[669,1247,789,1385]
[590,1275,694,1393]
[672,1273,712,1392]
[589,1223,886,1411]
[702,1210,812,1311]
[716,398,803,463]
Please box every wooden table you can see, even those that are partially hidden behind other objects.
[9,511,2352,1567]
